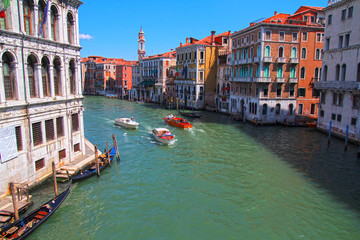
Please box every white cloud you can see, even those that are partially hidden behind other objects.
[79,34,93,40]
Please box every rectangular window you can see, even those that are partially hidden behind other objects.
[331,113,336,120]
[328,14,332,25]
[341,9,346,20]
[298,104,303,115]
[258,32,261,41]
[311,16,315,23]
[337,114,342,122]
[32,122,42,146]
[348,6,353,18]
[279,32,285,41]
[351,117,357,126]
[353,95,360,109]
[321,92,326,104]
[302,32,308,41]
[74,143,80,152]
[56,117,64,137]
[325,38,330,50]
[339,35,343,48]
[332,93,338,105]
[72,113,79,132]
[298,88,306,97]
[310,104,315,115]
[292,33,298,42]
[0,14,6,29]
[35,158,45,171]
[339,94,343,106]
[276,85,282,97]
[59,149,66,161]
[289,85,295,97]
[263,88,268,97]
[320,110,324,117]
[345,34,350,48]
[316,33,323,42]
[45,119,55,142]
[15,126,23,152]
[200,51,204,60]
[265,31,271,40]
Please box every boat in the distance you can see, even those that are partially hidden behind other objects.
[114,118,139,129]
[178,111,201,118]
[0,187,70,239]
[152,128,175,145]
[164,116,193,129]
[71,147,116,183]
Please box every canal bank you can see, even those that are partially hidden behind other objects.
[21,96,360,239]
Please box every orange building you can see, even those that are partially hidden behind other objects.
[230,6,324,124]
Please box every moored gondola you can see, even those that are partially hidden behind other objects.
[0,187,70,239]
[178,111,201,118]
[71,147,116,183]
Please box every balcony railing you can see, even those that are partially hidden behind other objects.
[253,77,271,83]
[263,57,273,63]
[315,81,360,91]
[230,77,252,82]
[276,77,285,83]
[253,56,260,62]
[276,57,286,63]
[289,58,299,64]
[288,78,298,83]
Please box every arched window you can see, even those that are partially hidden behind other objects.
[67,13,74,44]
[38,0,46,38]
[278,46,284,58]
[264,65,270,77]
[315,49,321,60]
[54,58,62,96]
[335,64,340,80]
[0,5,8,30]
[257,45,261,57]
[265,46,270,57]
[41,58,50,97]
[341,64,346,81]
[300,67,306,79]
[23,0,33,35]
[50,6,58,41]
[69,60,76,94]
[262,104,267,115]
[2,53,17,100]
[27,55,37,98]
[314,67,319,79]
[301,48,307,59]
[275,104,281,115]
[291,47,297,58]
[289,104,294,115]
[323,65,328,81]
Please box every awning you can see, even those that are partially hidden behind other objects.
[139,81,155,86]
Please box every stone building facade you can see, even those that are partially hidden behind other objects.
[0,0,84,196]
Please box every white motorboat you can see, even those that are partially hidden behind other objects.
[114,118,139,129]
[152,128,175,145]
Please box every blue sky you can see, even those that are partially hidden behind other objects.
[79,0,327,61]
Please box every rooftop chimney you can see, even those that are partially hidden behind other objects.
[186,37,189,44]
[180,42,182,47]
[211,31,216,46]
[274,11,277,16]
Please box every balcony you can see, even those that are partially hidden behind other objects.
[276,57,286,63]
[276,77,286,83]
[253,56,260,62]
[314,81,360,91]
[288,78,298,83]
[253,77,272,83]
[289,58,299,64]
[239,59,247,64]
[230,77,252,82]
[263,57,273,63]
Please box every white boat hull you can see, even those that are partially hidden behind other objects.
[152,132,174,145]
[115,118,139,129]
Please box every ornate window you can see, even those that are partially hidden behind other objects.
[69,60,75,94]
[50,6,58,41]
[38,0,46,38]
[53,58,61,96]
[41,58,50,97]
[67,13,74,44]
[2,52,16,100]
[27,55,37,98]
[23,0,33,35]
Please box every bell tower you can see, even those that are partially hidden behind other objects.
[138,26,146,61]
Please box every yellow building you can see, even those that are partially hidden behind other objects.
[175,31,231,109]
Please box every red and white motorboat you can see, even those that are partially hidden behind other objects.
[152,128,175,145]
[163,116,193,129]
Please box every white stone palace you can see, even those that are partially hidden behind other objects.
[0,0,84,196]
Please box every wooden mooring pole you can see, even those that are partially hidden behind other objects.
[328,121,332,147]
[345,124,349,152]
[9,182,19,221]
[52,162,58,196]
[95,145,100,176]
[106,142,111,166]
[112,134,120,161]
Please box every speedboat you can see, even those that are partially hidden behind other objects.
[114,118,139,129]
[152,128,175,145]
[164,116,193,129]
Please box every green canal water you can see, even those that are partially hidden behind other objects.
[28,96,360,240]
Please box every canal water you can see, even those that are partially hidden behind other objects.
[28,96,360,240]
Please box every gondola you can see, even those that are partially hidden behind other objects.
[71,147,116,183]
[178,111,201,118]
[0,187,70,239]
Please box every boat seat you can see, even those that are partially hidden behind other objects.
[34,214,45,220]
[37,211,48,216]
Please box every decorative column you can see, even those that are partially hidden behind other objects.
[46,6,51,40]
[0,62,5,103]
[34,4,39,37]
[11,62,23,101]
[59,66,65,97]
[49,64,55,98]
[76,60,82,96]
[35,64,43,98]
[75,12,80,45]
[78,108,85,155]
